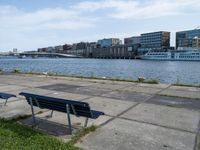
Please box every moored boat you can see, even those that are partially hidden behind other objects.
[141,47,200,61]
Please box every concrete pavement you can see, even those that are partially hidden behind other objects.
[0,74,200,150]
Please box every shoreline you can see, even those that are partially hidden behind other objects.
[1,71,200,88]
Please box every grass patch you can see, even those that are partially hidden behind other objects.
[11,114,32,122]
[69,125,97,145]
[0,119,82,150]
[141,79,159,84]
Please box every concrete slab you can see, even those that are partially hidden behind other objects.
[0,75,55,87]
[135,83,170,89]
[169,86,200,92]
[89,82,130,90]
[84,97,136,116]
[38,83,113,97]
[159,89,200,99]
[0,85,27,92]
[0,83,8,86]
[148,95,200,110]
[72,87,113,97]
[17,81,56,88]
[48,91,91,100]
[4,74,51,82]
[121,103,200,133]
[21,87,56,95]
[0,99,42,119]
[50,79,95,87]
[78,118,196,150]
[102,90,152,102]
[37,84,84,92]
[122,86,162,94]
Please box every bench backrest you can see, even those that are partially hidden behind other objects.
[19,92,93,118]
[0,92,16,99]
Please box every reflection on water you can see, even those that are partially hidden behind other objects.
[0,58,199,85]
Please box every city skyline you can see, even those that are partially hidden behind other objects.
[0,0,200,51]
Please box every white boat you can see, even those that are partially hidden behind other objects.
[142,47,200,61]
[142,51,172,60]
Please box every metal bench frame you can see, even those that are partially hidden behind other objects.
[20,93,104,134]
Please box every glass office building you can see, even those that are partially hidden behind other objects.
[141,31,170,49]
[176,29,200,48]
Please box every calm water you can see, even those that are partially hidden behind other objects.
[0,58,200,85]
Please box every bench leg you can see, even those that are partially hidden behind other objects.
[84,118,89,127]
[29,98,36,126]
[50,110,54,117]
[66,104,72,134]
[4,98,8,106]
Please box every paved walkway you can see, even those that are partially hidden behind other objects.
[0,74,200,150]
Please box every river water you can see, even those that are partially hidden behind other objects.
[0,58,200,85]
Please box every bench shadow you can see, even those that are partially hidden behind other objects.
[20,117,79,136]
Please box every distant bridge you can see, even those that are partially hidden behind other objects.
[18,52,82,58]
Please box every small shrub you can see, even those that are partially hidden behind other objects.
[145,79,159,84]
[138,77,145,82]
[12,68,21,73]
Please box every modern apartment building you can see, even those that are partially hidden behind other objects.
[54,45,63,52]
[97,38,122,48]
[138,31,170,54]
[176,29,200,48]
[124,36,141,45]
[193,37,200,48]
[141,31,170,48]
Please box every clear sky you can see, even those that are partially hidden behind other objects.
[0,0,200,51]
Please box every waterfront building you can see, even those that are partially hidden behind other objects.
[97,38,122,48]
[138,31,170,54]
[86,42,97,57]
[54,45,63,53]
[13,48,18,53]
[38,47,48,52]
[176,29,200,48]
[66,42,90,56]
[124,36,141,45]
[47,46,55,53]
[192,36,200,48]
[63,44,72,53]
[71,42,89,50]
[92,44,140,59]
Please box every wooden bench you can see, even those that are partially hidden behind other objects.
[0,92,16,106]
[19,92,104,134]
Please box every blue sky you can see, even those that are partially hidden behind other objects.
[0,0,200,51]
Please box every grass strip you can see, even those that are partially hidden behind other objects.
[0,119,82,150]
